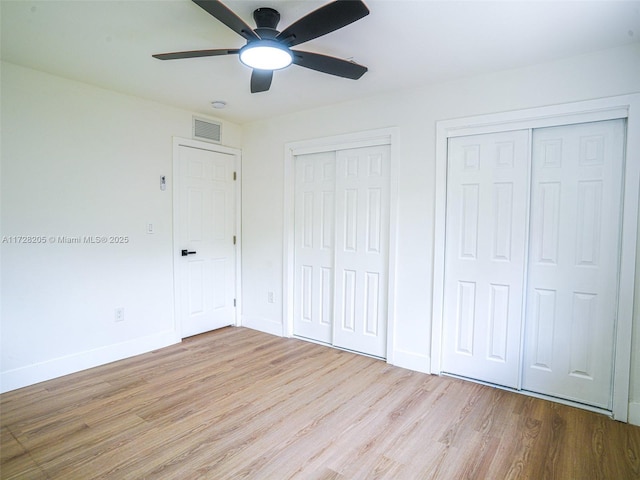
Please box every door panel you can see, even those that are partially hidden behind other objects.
[293,152,336,343]
[441,130,530,388]
[522,119,625,408]
[333,146,390,358]
[177,146,236,338]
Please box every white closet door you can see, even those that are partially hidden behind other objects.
[522,119,625,409]
[293,152,336,344]
[441,130,530,388]
[333,145,390,358]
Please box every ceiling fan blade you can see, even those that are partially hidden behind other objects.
[276,0,369,47]
[153,49,239,60]
[251,69,273,93]
[192,0,259,41]
[292,51,367,79]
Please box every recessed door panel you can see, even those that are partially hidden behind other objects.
[488,284,510,362]
[492,183,514,261]
[529,288,556,371]
[455,281,476,356]
[460,184,480,259]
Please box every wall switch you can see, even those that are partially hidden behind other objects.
[146,223,154,234]
[268,292,275,303]
[115,307,125,322]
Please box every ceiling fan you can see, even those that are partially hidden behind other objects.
[153,0,370,93]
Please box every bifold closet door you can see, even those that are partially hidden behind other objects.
[522,119,625,409]
[441,130,530,388]
[293,145,390,358]
[293,151,336,344]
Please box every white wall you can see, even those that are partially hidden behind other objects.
[240,44,640,419]
[0,61,242,392]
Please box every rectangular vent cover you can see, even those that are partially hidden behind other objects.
[193,117,222,143]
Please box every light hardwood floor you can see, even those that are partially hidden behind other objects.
[2,327,639,479]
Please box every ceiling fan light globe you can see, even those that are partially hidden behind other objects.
[239,41,293,70]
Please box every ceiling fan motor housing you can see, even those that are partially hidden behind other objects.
[254,7,280,33]
[253,8,296,55]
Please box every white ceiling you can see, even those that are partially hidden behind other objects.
[2,0,639,124]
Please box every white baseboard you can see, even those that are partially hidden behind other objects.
[629,402,640,426]
[241,316,284,337]
[0,330,180,394]
[390,348,431,375]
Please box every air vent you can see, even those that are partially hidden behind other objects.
[193,117,222,143]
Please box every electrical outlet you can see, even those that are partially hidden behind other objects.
[268,292,275,303]
[115,307,125,322]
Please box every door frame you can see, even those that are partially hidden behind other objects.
[431,94,640,422]
[172,137,242,339]
[283,128,400,363]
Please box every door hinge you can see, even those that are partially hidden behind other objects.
[233,235,236,245]
[233,299,236,307]
[233,171,237,181]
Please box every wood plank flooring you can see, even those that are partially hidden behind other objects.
[2,327,639,479]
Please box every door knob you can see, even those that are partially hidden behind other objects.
[181,249,197,256]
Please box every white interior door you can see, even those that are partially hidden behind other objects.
[292,145,390,358]
[522,119,625,408]
[293,151,336,343]
[333,146,390,358]
[176,145,236,338]
[441,130,530,387]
